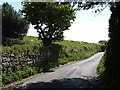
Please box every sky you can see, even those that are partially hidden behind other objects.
[0,1,111,43]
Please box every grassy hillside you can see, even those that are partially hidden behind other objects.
[1,36,102,66]
[2,36,103,86]
[1,36,101,53]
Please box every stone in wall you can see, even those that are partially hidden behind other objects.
[2,51,50,73]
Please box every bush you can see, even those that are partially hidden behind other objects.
[39,44,62,71]
[100,45,107,52]
[2,38,26,46]
[2,66,39,86]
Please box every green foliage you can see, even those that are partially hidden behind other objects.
[97,53,120,88]
[2,2,29,41]
[98,40,108,48]
[0,75,2,89]
[22,2,76,46]
[2,38,26,46]
[55,41,102,67]
[99,45,107,52]
[100,2,120,88]
[1,44,41,54]
[106,2,120,77]
[97,53,105,77]
[2,36,102,86]
[38,44,62,71]
[2,67,39,86]
[98,40,108,43]
[38,40,101,72]
[23,36,42,45]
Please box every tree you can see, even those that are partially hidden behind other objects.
[104,2,120,88]
[22,2,76,46]
[2,2,29,39]
[98,40,108,45]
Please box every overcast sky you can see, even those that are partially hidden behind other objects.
[1,1,111,43]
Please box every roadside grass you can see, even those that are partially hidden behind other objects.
[2,36,103,86]
[97,53,105,77]
[0,75,2,89]
[56,40,102,64]
[2,67,39,85]
[97,52,120,89]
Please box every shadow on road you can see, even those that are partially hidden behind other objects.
[14,77,100,90]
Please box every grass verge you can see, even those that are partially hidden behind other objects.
[97,52,120,89]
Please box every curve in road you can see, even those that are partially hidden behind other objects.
[14,52,104,89]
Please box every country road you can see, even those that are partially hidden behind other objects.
[14,52,104,89]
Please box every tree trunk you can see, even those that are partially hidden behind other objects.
[42,38,52,46]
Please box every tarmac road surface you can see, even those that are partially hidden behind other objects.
[14,52,104,89]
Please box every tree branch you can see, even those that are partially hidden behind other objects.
[94,3,109,17]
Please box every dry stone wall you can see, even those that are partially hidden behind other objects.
[2,51,51,73]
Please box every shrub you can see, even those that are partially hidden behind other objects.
[2,38,26,46]
[2,66,39,86]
